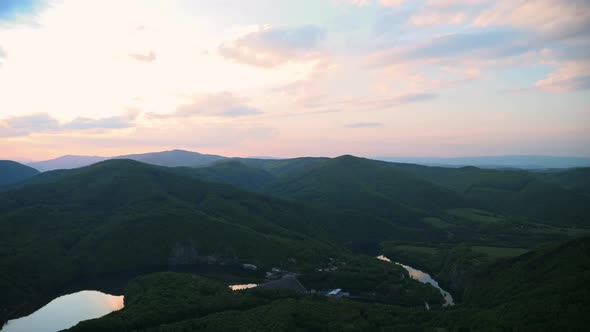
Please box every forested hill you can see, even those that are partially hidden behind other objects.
[1,156,589,330]
[0,159,342,321]
[65,236,590,331]
[149,155,590,249]
[0,160,39,187]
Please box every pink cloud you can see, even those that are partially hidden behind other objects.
[426,0,487,6]
[473,0,590,40]
[409,11,468,26]
[379,0,405,7]
[336,0,404,8]
[219,25,325,68]
[535,60,590,92]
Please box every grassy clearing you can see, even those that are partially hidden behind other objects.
[446,208,505,224]
[525,222,590,237]
[470,246,529,258]
[421,217,449,229]
[393,245,439,256]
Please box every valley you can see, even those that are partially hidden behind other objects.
[1,0,588,329]
[0,152,589,331]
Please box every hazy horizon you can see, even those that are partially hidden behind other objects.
[12,150,590,164]
[7,149,590,172]
[1,3,588,328]
[1,0,589,160]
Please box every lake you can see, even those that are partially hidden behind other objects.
[377,255,454,306]
[1,291,124,332]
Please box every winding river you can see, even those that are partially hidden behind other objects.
[2,257,452,332]
[377,255,454,306]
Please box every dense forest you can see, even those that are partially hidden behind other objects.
[0,155,588,330]
[67,237,590,331]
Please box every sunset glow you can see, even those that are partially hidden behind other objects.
[0,0,588,161]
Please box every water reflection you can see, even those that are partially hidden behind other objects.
[1,291,124,332]
[229,283,257,291]
[377,255,454,306]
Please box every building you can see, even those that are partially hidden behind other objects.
[242,263,258,271]
[326,288,349,299]
[257,275,308,294]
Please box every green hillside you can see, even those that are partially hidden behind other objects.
[143,155,586,251]
[260,156,490,248]
[0,160,341,321]
[454,236,590,330]
[172,160,276,192]
[539,167,590,196]
[0,160,39,187]
[1,155,589,330]
[236,157,328,178]
[66,237,590,331]
[393,163,590,227]
[265,155,472,216]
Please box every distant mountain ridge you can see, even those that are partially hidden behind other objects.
[375,155,590,169]
[28,149,226,171]
[27,152,590,172]
[28,155,108,172]
[114,149,226,167]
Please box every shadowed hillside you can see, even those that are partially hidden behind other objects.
[0,160,341,321]
[393,163,590,227]
[65,237,590,331]
[0,160,39,187]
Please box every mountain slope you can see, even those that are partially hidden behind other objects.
[237,157,328,178]
[265,155,472,219]
[453,236,590,330]
[258,156,475,247]
[28,150,226,172]
[539,167,590,196]
[164,157,329,193]
[117,149,226,167]
[28,155,107,171]
[171,160,276,192]
[393,163,590,227]
[0,160,339,320]
[0,160,39,186]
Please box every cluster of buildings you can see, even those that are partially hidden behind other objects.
[310,288,350,299]
[240,262,349,299]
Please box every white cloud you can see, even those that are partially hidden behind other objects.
[409,11,468,26]
[0,0,316,123]
[348,0,372,7]
[129,51,156,62]
[0,0,587,159]
[150,92,262,118]
[0,112,137,137]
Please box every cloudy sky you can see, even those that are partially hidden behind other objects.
[0,0,589,161]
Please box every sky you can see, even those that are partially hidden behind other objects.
[0,0,589,161]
